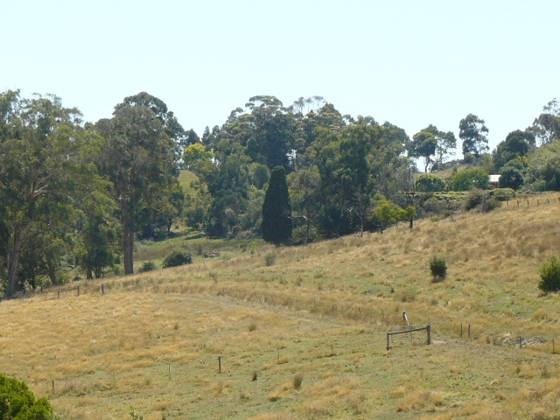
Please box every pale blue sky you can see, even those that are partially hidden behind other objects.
[2,0,559,154]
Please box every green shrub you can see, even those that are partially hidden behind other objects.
[491,188,515,201]
[450,168,489,191]
[371,196,410,230]
[0,374,53,419]
[139,261,156,273]
[419,196,447,215]
[541,157,560,191]
[464,189,484,210]
[415,174,446,192]
[464,189,501,212]
[539,257,560,292]
[291,225,320,245]
[430,256,447,281]
[480,196,500,213]
[162,251,192,268]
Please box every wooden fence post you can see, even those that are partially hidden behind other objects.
[218,356,222,373]
[77,286,80,296]
[427,324,432,345]
[468,324,471,339]
[460,323,463,338]
[386,333,391,351]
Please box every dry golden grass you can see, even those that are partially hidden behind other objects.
[2,193,560,418]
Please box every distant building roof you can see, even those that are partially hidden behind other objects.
[489,174,501,184]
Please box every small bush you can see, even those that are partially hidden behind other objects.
[539,257,560,292]
[139,261,156,273]
[430,256,447,281]
[480,196,500,213]
[450,168,489,191]
[464,189,484,210]
[416,174,446,192]
[465,190,500,212]
[371,196,410,230]
[293,374,303,390]
[491,188,515,201]
[292,225,320,245]
[162,251,192,268]
[264,253,276,267]
[0,374,53,419]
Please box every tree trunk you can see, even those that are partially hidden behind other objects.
[46,260,57,285]
[123,223,134,275]
[6,226,24,298]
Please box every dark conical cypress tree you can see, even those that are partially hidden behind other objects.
[262,166,292,244]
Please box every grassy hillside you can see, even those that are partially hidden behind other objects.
[2,193,560,418]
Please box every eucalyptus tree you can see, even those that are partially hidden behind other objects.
[0,91,98,296]
[459,114,489,160]
[98,92,182,274]
[314,117,410,237]
[410,125,456,172]
[245,95,297,171]
[532,98,560,145]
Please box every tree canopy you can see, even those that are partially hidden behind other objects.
[3,89,560,298]
[459,114,489,160]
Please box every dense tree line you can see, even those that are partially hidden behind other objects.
[1,90,559,297]
[0,91,187,296]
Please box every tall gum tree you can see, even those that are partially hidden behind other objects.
[98,93,182,275]
[459,114,489,160]
[0,91,94,297]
